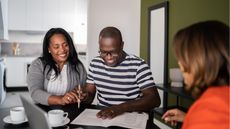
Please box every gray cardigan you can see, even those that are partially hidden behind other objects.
[27,58,87,105]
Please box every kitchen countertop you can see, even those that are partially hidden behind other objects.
[0,55,39,58]
[1,52,86,57]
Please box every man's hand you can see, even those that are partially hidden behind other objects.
[96,105,124,119]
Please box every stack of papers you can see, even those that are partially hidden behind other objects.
[71,109,148,129]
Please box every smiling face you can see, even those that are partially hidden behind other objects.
[48,34,69,67]
[99,37,123,67]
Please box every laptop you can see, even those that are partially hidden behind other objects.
[20,95,52,129]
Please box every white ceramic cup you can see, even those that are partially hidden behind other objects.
[169,68,184,87]
[10,106,26,122]
[48,109,68,125]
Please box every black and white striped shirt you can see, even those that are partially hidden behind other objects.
[86,54,155,106]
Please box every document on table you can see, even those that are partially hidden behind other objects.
[71,109,148,129]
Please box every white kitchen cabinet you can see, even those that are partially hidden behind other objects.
[3,56,86,87]
[4,57,36,87]
[42,0,59,30]
[42,0,76,31]
[78,54,87,70]
[59,0,75,31]
[8,0,26,30]
[26,0,43,31]
[8,0,77,32]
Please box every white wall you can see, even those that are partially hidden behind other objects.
[87,0,140,65]
[0,0,8,40]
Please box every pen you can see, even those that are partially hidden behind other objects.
[77,84,81,108]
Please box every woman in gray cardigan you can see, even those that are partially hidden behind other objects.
[27,28,87,106]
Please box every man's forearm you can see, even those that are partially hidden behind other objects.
[83,92,95,104]
[118,87,161,112]
[119,95,160,112]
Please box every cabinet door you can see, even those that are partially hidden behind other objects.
[4,57,36,87]
[8,0,26,30]
[8,0,81,32]
[26,0,43,30]
[59,0,75,31]
[42,0,59,30]
[78,55,87,70]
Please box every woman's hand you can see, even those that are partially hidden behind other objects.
[161,108,186,126]
[60,91,78,105]
[96,105,124,119]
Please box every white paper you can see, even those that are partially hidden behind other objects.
[71,109,148,129]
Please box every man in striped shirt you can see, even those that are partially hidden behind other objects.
[80,26,160,119]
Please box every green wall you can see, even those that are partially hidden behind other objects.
[140,0,229,68]
[140,1,229,125]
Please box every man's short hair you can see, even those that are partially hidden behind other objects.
[99,26,123,43]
